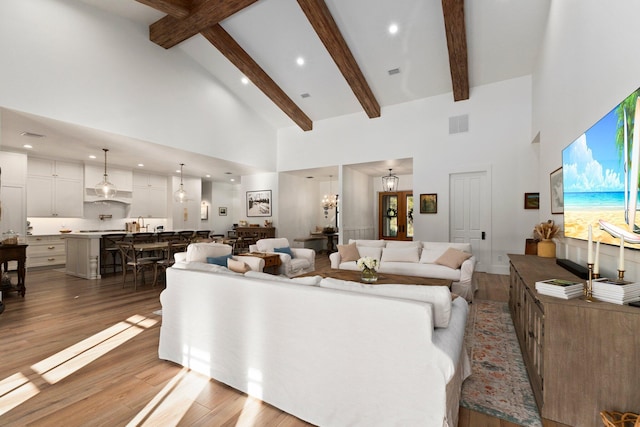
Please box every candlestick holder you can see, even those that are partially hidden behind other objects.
[584,263,595,302]
[593,272,600,279]
[618,269,625,280]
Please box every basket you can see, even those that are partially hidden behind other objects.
[601,411,640,427]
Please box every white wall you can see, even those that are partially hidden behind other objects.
[533,0,640,281]
[279,76,536,273]
[0,0,277,171]
[278,174,318,243]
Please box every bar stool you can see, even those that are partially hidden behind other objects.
[101,233,127,275]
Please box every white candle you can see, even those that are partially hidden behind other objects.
[594,240,600,274]
[587,225,593,264]
[619,237,625,271]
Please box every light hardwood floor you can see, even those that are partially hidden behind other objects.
[0,256,568,426]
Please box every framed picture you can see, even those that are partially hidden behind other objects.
[550,167,564,214]
[200,204,208,220]
[219,207,227,216]
[247,190,272,217]
[524,192,540,209]
[419,193,437,214]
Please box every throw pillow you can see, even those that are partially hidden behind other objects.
[274,246,294,258]
[207,254,232,266]
[228,258,250,273]
[380,246,420,263]
[186,242,232,263]
[435,247,472,269]
[337,242,360,262]
[319,278,452,328]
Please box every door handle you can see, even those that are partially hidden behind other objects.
[482,231,486,240]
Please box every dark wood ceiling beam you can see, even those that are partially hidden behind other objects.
[441,0,469,101]
[297,0,380,118]
[135,0,191,19]
[149,0,258,49]
[202,25,313,131]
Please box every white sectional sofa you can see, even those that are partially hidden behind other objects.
[329,239,477,301]
[159,264,471,427]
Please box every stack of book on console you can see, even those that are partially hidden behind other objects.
[535,279,584,299]
[592,278,640,305]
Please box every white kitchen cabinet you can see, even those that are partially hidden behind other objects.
[27,158,84,217]
[26,234,66,268]
[0,151,27,237]
[131,172,167,218]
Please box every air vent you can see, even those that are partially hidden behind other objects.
[388,68,400,76]
[448,114,469,134]
[301,93,311,98]
[20,131,45,138]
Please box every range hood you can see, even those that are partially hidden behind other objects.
[83,188,132,204]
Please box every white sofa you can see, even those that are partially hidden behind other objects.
[329,239,477,301]
[248,237,315,277]
[159,264,471,427]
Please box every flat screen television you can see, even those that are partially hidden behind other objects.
[562,86,640,248]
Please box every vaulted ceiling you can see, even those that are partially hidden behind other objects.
[80,0,550,131]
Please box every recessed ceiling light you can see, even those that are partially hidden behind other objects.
[138,163,144,167]
[23,144,32,149]
[205,174,211,178]
[230,178,235,182]
[296,56,305,66]
[241,76,249,85]
[89,155,96,159]
[176,169,181,173]
[388,23,399,35]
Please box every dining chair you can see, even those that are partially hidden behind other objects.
[118,241,160,290]
[178,230,195,243]
[155,241,179,285]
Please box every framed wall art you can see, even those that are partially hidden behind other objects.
[219,207,227,216]
[550,167,564,214]
[200,203,208,220]
[420,193,437,214]
[524,192,540,209]
[246,190,272,217]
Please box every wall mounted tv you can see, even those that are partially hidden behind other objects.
[562,86,640,248]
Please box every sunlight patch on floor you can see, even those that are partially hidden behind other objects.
[0,314,157,416]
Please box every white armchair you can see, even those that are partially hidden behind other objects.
[249,237,315,277]
[173,243,265,272]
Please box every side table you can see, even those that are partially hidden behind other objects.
[0,244,28,297]
[238,252,282,275]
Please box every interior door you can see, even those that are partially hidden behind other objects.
[449,171,490,272]
[378,191,413,240]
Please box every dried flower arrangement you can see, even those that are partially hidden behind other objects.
[534,219,560,241]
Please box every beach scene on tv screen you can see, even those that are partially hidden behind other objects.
[563,87,640,249]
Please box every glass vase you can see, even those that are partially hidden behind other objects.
[361,267,378,283]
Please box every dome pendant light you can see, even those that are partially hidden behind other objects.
[382,168,399,192]
[174,163,188,203]
[94,148,117,198]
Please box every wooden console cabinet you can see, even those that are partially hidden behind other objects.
[234,227,275,240]
[509,254,640,426]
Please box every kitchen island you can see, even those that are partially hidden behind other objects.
[65,233,104,279]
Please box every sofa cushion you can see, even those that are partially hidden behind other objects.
[274,246,294,258]
[319,278,452,328]
[207,254,233,266]
[381,246,420,263]
[244,270,322,285]
[356,246,382,263]
[256,238,290,252]
[420,242,471,264]
[186,242,232,263]
[228,258,250,273]
[435,248,472,269]
[349,239,386,248]
[385,241,422,249]
[337,242,360,262]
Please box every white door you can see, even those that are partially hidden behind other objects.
[450,171,491,272]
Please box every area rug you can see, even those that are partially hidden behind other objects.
[461,300,542,427]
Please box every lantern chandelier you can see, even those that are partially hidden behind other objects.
[174,163,188,203]
[382,168,399,192]
[94,148,117,198]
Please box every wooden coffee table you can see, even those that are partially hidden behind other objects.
[238,252,282,274]
[303,269,452,288]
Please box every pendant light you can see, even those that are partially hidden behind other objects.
[174,163,188,203]
[322,175,338,218]
[94,148,117,198]
[382,168,399,192]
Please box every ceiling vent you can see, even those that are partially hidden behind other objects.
[449,114,469,134]
[300,93,311,98]
[388,68,400,76]
[20,131,45,138]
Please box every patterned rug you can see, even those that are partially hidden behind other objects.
[461,300,542,427]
